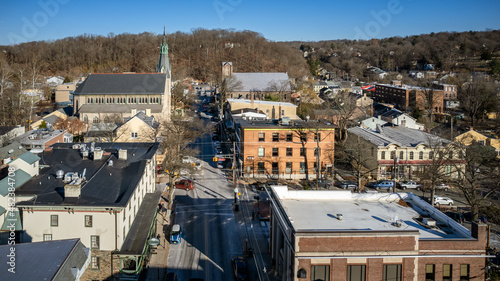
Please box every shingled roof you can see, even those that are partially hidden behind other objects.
[74,73,167,95]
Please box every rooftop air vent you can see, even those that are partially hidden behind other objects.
[56,170,64,179]
[8,149,14,154]
[423,217,437,227]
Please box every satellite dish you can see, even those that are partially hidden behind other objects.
[148,238,160,246]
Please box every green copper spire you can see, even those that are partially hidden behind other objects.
[157,26,171,75]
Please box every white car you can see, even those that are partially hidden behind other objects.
[434,196,454,206]
[399,180,422,190]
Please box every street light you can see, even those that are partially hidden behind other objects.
[393,157,399,193]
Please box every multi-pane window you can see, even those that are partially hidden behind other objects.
[460,264,470,281]
[347,265,366,281]
[429,151,434,160]
[300,133,307,142]
[257,162,265,174]
[314,133,321,142]
[286,162,292,174]
[286,133,293,142]
[299,162,306,174]
[409,152,414,160]
[272,133,279,142]
[91,235,100,249]
[258,147,265,157]
[43,234,52,241]
[300,148,306,156]
[131,132,138,138]
[399,151,404,160]
[272,162,279,174]
[314,148,319,157]
[381,151,386,160]
[425,264,435,281]
[272,148,279,157]
[85,215,93,227]
[390,151,395,160]
[50,215,58,227]
[311,265,330,281]
[91,256,100,270]
[383,264,402,281]
[258,133,265,142]
[443,264,452,281]
[419,151,424,160]
[286,148,293,156]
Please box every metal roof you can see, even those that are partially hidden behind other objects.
[231,72,291,92]
[74,73,167,95]
[0,169,32,196]
[0,239,89,281]
[348,126,451,148]
[10,151,41,165]
[118,191,161,255]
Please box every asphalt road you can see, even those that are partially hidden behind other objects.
[166,125,244,280]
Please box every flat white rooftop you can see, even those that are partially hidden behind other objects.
[272,186,472,240]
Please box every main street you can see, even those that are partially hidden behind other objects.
[166,130,242,280]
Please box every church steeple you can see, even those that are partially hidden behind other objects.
[157,26,171,75]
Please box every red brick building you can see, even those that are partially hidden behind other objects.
[269,186,490,281]
[372,82,444,113]
[234,117,335,180]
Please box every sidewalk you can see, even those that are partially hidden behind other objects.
[143,196,172,280]
[234,184,279,281]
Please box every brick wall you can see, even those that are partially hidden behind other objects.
[80,250,120,281]
[298,235,417,253]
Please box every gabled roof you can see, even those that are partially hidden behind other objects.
[0,169,31,196]
[8,151,40,165]
[231,72,291,92]
[0,239,89,281]
[122,111,158,129]
[74,73,167,95]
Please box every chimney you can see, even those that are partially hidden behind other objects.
[471,221,487,243]
[94,148,103,160]
[119,149,128,160]
[250,93,254,108]
[146,108,151,116]
[64,183,81,198]
[131,109,137,116]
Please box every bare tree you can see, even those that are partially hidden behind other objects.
[458,76,497,127]
[450,137,500,221]
[158,115,211,211]
[338,134,378,192]
[325,91,358,143]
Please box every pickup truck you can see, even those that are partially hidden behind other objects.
[398,180,422,190]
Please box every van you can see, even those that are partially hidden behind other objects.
[170,224,182,244]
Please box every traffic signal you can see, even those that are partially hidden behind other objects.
[213,157,218,162]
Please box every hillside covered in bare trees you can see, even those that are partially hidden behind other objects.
[0,29,310,83]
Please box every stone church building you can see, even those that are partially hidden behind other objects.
[73,31,172,126]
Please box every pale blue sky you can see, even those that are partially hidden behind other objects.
[1,0,499,45]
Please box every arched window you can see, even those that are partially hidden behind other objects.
[429,151,434,160]
[409,152,414,160]
[399,151,404,160]
[419,151,424,160]
[93,117,99,123]
[84,115,88,123]
[390,151,395,160]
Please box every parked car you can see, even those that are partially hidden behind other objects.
[217,160,224,169]
[434,196,454,206]
[169,224,182,244]
[372,181,394,190]
[398,180,422,190]
[435,183,450,191]
[312,179,335,188]
[175,179,194,190]
[231,256,248,281]
[335,180,358,189]
[444,211,464,224]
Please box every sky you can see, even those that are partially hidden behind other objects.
[1,0,500,45]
